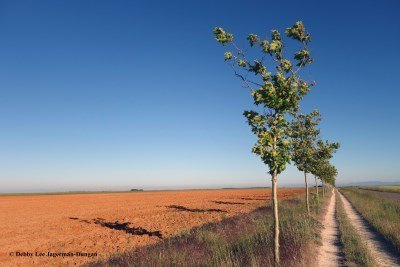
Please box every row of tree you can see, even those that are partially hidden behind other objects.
[291,110,339,213]
[213,21,339,266]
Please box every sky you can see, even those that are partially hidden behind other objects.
[1,0,399,193]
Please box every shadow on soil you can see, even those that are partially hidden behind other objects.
[87,202,322,267]
[240,197,269,201]
[69,217,162,238]
[166,205,226,213]
[211,200,246,205]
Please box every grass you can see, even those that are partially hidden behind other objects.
[310,189,328,216]
[340,187,400,253]
[89,194,329,267]
[335,192,374,266]
[358,186,400,194]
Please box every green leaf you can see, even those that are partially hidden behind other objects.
[213,27,233,46]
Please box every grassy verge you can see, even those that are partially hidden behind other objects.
[335,192,374,266]
[89,194,329,267]
[340,187,400,253]
[358,186,400,194]
[310,189,330,217]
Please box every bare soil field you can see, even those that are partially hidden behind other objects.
[0,188,303,266]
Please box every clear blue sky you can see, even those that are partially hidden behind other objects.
[1,0,399,193]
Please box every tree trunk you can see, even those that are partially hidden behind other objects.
[304,171,310,214]
[315,176,319,213]
[322,181,325,197]
[272,171,280,266]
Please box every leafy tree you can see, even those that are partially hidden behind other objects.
[291,110,321,214]
[325,165,337,187]
[312,140,339,197]
[213,21,314,266]
[315,161,338,195]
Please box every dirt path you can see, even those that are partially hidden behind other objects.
[317,190,343,267]
[337,190,400,267]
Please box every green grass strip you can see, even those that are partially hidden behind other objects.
[340,188,400,254]
[336,192,374,266]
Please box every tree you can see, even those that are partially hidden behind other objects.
[291,110,321,214]
[213,21,314,266]
[315,161,338,195]
[312,140,339,197]
[325,165,337,187]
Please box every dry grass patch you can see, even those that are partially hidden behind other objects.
[340,187,400,253]
[89,196,327,267]
[336,193,374,266]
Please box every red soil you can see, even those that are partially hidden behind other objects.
[0,188,303,266]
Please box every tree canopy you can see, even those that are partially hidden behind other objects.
[213,21,315,175]
[291,110,321,174]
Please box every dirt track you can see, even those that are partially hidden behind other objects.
[0,188,302,266]
[338,191,400,267]
[317,190,343,267]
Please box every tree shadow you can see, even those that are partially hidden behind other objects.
[212,201,246,205]
[240,197,268,201]
[69,217,162,239]
[93,218,162,238]
[166,205,226,213]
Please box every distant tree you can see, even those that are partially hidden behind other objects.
[213,21,314,266]
[312,140,339,197]
[130,189,144,192]
[325,165,338,188]
[291,110,321,214]
[315,161,338,195]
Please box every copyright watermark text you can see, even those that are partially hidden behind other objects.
[9,251,97,258]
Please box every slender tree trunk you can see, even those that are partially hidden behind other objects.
[322,182,323,196]
[315,176,319,213]
[304,171,310,214]
[272,171,280,266]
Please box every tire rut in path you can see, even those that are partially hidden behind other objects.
[337,190,400,267]
[317,190,343,267]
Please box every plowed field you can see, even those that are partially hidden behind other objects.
[0,188,303,266]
